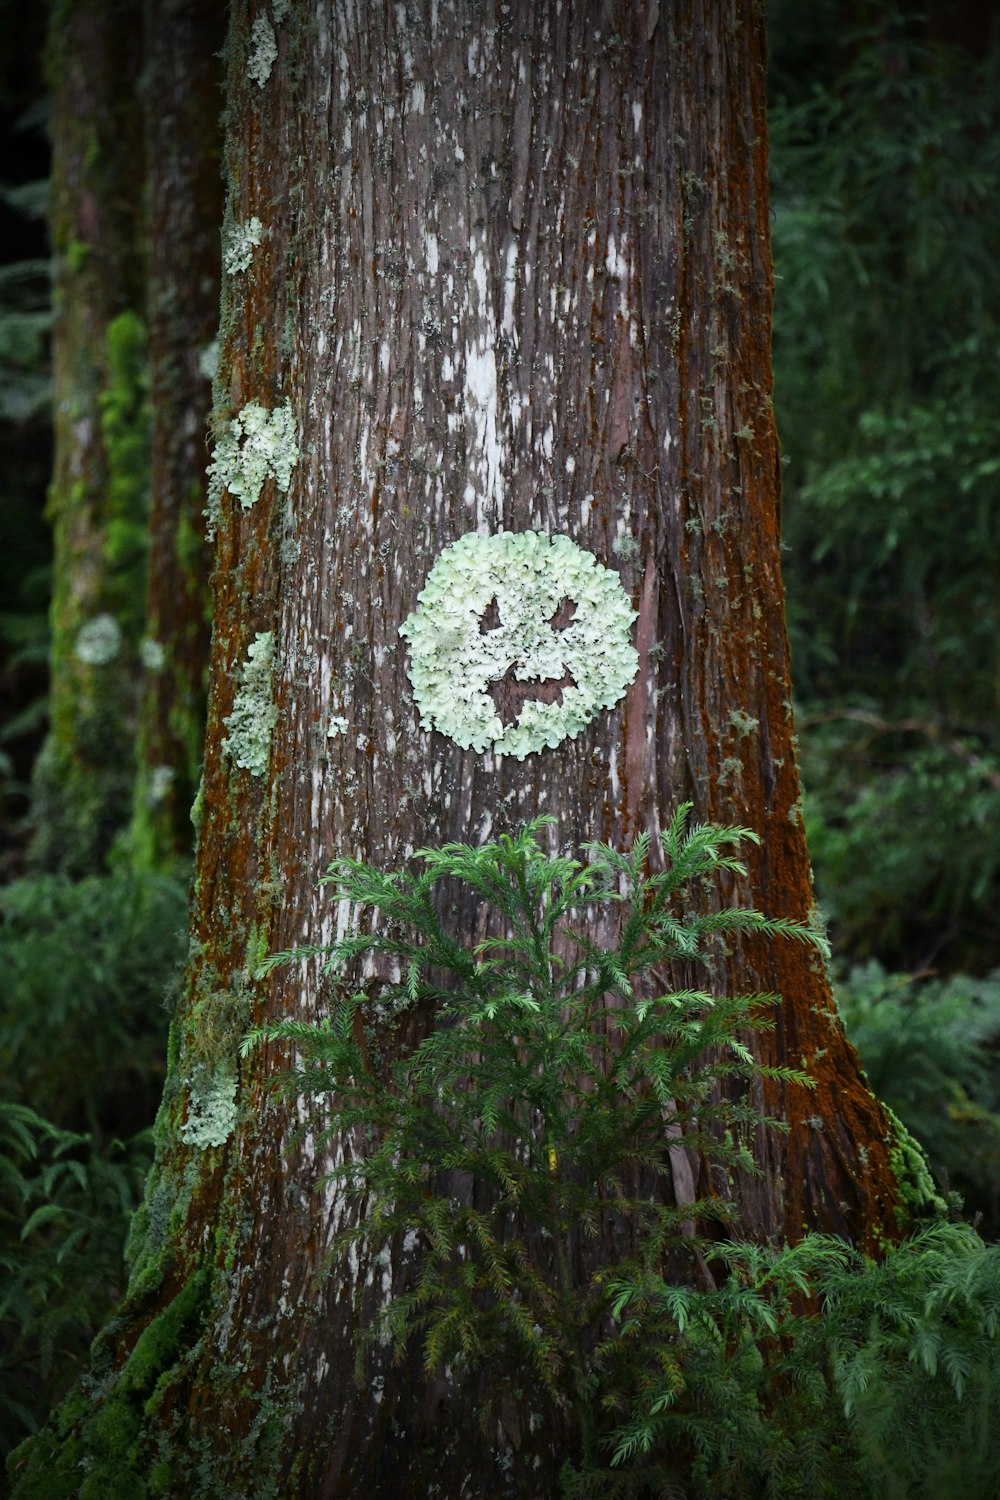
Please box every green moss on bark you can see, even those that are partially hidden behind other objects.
[8,1270,210,1500]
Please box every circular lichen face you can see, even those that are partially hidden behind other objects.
[399,531,639,759]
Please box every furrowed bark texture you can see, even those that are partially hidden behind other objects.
[10,3,905,1497]
[131,0,226,865]
[32,0,147,875]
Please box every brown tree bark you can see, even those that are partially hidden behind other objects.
[130,0,226,865]
[11,2,908,1496]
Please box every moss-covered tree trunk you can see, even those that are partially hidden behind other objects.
[31,0,148,875]
[11,2,911,1495]
[130,0,226,866]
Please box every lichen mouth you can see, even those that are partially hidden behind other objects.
[487,666,578,728]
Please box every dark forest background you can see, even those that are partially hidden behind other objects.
[1,0,999,1476]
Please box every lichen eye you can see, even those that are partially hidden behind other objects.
[478,597,502,634]
[548,597,577,632]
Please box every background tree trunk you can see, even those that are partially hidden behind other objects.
[30,0,147,875]
[11,2,907,1496]
[129,0,226,866]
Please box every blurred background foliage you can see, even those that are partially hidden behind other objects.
[768,0,1000,1237]
[770,0,1000,979]
[0,0,999,1475]
[0,3,50,870]
[0,1,189,1467]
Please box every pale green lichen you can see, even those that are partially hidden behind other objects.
[728,709,760,738]
[222,632,276,778]
[327,714,348,739]
[399,531,639,759]
[75,614,123,666]
[146,765,175,806]
[223,216,265,276]
[247,16,278,87]
[197,339,219,381]
[140,637,166,671]
[206,400,298,531]
[180,1063,238,1149]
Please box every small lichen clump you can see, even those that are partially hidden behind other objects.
[206,400,298,528]
[222,631,276,778]
[140,637,166,671]
[400,530,639,759]
[74,613,123,665]
[180,1063,238,1149]
[223,215,265,275]
[146,765,175,806]
[198,339,219,381]
[247,16,278,87]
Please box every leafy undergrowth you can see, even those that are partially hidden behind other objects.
[247,814,1000,1496]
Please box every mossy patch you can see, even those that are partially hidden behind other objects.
[8,1269,209,1500]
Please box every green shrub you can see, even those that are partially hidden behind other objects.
[0,1103,153,1464]
[247,817,1000,1495]
[0,865,184,1467]
[586,1222,1000,1499]
[246,810,820,1480]
[0,865,187,1136]
[835,962,1000,1237]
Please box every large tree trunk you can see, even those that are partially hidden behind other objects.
[11,2,906,1496]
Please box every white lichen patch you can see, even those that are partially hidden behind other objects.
[399,531,639,759]
[206,400,299,523]
[147,764,176,806]
[180,1063,238,1149]
[140,637,166,671]
[223,215,265,275]
[197,339,219,381]
[327,714,348,739]
[222,631,277,778]
[75,614,122,666]
[247,16,278,88]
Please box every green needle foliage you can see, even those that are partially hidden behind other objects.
[245,809,819,1475]
[579,1222,1000,1499]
